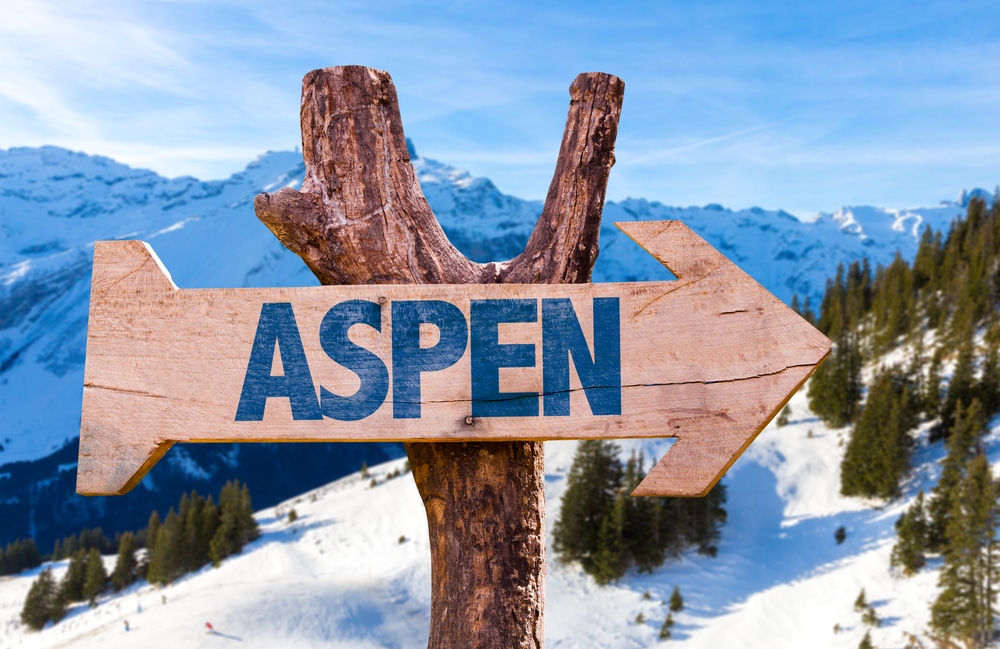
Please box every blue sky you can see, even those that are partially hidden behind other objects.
[3,0,999,216]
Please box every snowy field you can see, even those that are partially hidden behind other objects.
[2,386,994,649]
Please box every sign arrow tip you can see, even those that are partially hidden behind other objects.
[616,220,832,497]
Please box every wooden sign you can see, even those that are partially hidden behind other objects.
[77,219,830,497]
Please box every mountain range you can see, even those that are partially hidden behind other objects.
[0,143,977,550]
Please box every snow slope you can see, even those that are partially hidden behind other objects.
[0,147,316,468]
[3,384,991,648]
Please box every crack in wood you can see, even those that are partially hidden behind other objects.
[94,250,158,301]
[85,383,180,402]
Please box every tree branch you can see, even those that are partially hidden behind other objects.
[254,66,488,286]
[499,72,624,284]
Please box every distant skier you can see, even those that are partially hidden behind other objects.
[206,622,215,635]
[124,620,130,632]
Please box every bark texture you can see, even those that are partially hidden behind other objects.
[255,65,623,649]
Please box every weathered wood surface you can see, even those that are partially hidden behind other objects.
[79,221,830,498]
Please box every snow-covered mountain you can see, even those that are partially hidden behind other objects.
[3,385,992,648]
[0,144,972,550]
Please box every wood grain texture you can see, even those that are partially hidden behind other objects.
[407,441,545,649]
[79,222,830,496]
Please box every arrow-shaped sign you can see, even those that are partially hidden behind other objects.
[78,220,830,497]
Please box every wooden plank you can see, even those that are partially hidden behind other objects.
[78,220,830,496]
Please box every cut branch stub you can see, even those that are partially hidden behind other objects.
[255,67,625,289]
[500,72,624,284]
[256,66,486,286]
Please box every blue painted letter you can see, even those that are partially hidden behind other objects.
[392,301,468,419]
[235,302,321,421]
[318,300,389,421]
[542,298,621,416]
[470,299,539,417]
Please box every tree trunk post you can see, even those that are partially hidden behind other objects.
[255,65,624,648]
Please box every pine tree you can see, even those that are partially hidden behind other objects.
[854,588,867,613]
[200,496,220,564]
[176,493,194,570]
[622,452,664,573]
[978,329,1000,416]
[209,481,259,566]
[48,585,67,624]
[20,567,57,631]
[138,509,162,579]
[59,549,88,603]
[808,330,862,428]
[930,453,1000,648]
[912,224,939,295]
[669,586,684,613]
[77,528,113,554]
[2,538,42,576]
[928,400,987,552]
[553,441,623,573]
[858,629,874,649]
[554,444,727,583]
[57,533,79,560]
[145,510,162,552]
[82,547,107,606]
[924,349,943,420]
[817,264,847,339]
[802,295,817,324]
[891,491,928,576]
[679,482,727,557]
[182,491,217,571]
[111,532,138,592]
[840,368,916,499]
[938,331,978,440]
[590,489,629,585]
[870,253,914,353]
[146,509,184,584]
[20,539,41,572]
[659,612,674,640]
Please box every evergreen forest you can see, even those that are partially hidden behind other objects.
[552,440,727,584]
[19,480,258,631]
[800,195,1000,648]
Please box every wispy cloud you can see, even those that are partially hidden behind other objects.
[624,120,791,166]
[0,1,190,144]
